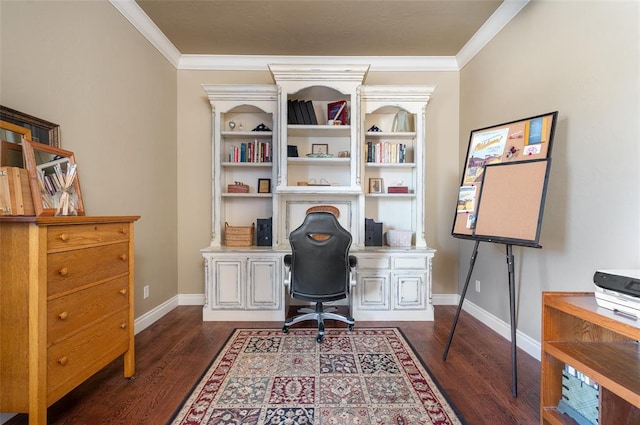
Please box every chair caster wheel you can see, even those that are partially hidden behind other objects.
[316,335,324,343]
[282,326,289,334]
[348,324,354,331]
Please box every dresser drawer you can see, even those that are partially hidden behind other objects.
[47,242,129,297]
[47,223,130,251]
[48,276,129,345]
[47,309,129,402]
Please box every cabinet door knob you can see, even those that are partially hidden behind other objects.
[58,311,69,320]
[119,288,127,296]
[59,234,69,241]
[120,254,127,261]
[120,323,127,329]
[58,356,68,366]
[58,267,68,276]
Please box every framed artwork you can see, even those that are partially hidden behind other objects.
[22,139,85,216]
[369,177,383,194]
[0,105,60,147]
[258,178,271,193]
[311,144,328,155]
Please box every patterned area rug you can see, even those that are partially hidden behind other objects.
[169,328,465,424]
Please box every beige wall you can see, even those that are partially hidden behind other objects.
[459,0,639,339]
[176,70,460,296]
[0,1,178,318]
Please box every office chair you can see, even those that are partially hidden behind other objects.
[282,211,357,343]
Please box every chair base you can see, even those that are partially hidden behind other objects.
[282,302,354,343]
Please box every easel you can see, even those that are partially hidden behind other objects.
[447,111,558,399]
[442,240,520,397]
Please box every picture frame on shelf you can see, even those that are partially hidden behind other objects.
[21,139,85,216]
[0,105,60,147]
[369,177,383,194]
[311,144,328,155]
[327,100,347,125]
[258,178,271,193]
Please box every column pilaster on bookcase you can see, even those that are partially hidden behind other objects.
[202,84,279,247]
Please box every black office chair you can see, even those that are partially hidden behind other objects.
[282,211,357,343]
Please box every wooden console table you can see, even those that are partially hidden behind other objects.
[541,292,640,424]
[0,215,139,425]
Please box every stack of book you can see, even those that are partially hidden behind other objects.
[365,142,407,163]
[387,186,409,194]
[229,140,272,163]
[287,100,318,125]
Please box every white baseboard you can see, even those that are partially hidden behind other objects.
[432,293,459,305]
[460,297,541,361]
[134,296,179,334]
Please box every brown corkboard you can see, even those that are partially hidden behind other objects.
[473,159,549,245]
[451,111,557,245]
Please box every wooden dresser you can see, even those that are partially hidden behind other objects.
[0,215,139,425]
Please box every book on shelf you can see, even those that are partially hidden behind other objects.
[387,186,409,194]
[287,100,297,124]
[305,101,318,125]
[365,141,407,164]
[292,100,305,125]
[229,140,272,163]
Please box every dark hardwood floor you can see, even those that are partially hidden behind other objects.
[7,305,541,424]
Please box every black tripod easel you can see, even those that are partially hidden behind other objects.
[442,240,519,397]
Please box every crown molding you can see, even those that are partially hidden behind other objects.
[109,0,181,67]
[178,55,459,72]
[111,0,529,72]
[456,0,530,69]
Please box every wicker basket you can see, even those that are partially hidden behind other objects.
[224,222,254,247]
[386,230,412,247]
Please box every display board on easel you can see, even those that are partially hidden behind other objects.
[444,111,558,397]
[452,111,558,247]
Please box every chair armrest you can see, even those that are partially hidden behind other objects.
[349,255,357,269]
[284,254,292,268]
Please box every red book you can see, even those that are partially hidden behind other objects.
[387,186,409,194]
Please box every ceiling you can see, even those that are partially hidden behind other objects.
[134,0,505,57]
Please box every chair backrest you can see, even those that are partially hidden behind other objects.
[288,212,352,302]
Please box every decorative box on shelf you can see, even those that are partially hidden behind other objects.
[387,186,409,194]
[0,167,35,216]
[227,182,249,193]
[224,222,254,247]
[386,229,412,247]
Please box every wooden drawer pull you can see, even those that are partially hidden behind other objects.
[58,311,69,320]
[120,323,127,329]
[58,267,68,276]
[119,288,127,296]
[58,356,68,366]
[58,233,69,241]
[120,254,128,261]
[120,228,128,235]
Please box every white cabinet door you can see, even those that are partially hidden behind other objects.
[211,259,245,309]
[247,257,281,310]
[355,271,390,310]
[392,271,426,309]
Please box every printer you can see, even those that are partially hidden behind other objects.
[593,269,640,319]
